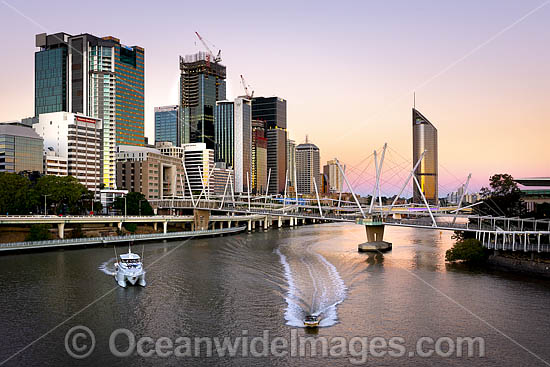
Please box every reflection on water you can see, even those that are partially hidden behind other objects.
[0,223,549,366]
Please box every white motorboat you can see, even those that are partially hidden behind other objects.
[114,247,146,288]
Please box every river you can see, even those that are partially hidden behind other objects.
[0,223,549,366]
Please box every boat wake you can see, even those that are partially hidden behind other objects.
[276,243,347,327]
[99,257,117,276]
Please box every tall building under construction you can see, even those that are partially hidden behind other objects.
[179,51,226,149]
[412,108,438,205]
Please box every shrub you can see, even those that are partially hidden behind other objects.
[27,224,52,241]
[124,223,137,233]
[445,238,489,264]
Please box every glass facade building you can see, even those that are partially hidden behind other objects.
[155,106,180,146]
[34,33,71,116]
[215,98,251,193]
[0,124,43,173]
[35,32,146,189]
[252,97,287,194]
[412,108,438,205]
[35,48,67,115]
[179,52,226,149]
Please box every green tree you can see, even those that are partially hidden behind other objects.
[478,174,524,217]
[114,192,154,216]
[34,175,88,214]
[0,173,36,214]
[445,239,489,264]
[26,224,52,241]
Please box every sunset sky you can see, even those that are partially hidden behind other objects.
[0,0,548,196]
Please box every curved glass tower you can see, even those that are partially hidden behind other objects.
[412,108,438,205]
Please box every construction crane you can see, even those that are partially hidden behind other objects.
[240,74,254,99]
[195,32,221,65]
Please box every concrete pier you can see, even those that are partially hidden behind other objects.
[357,216,392,252]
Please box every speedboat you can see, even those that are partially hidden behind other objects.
[304,315,321,328]
[114,248,146,288]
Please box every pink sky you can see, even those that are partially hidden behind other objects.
[0,0,548,196]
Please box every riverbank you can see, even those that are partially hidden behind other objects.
[488,251,550,279]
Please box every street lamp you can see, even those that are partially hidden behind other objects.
[43,194,51,216]
[123,196,127,217]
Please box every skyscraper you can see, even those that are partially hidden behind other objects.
[35,33,70,116]
[296,138,320,195]
[252,119,267,194]
[215,98,252,193]
[252,97,287,194]
[179,52,226,149]
[412,108,438,205]
[323,159,344,194]
[155,105,180,146]
[35,32,145,189]
[287,139,296,190]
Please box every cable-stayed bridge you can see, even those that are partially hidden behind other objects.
[151,143,550,253]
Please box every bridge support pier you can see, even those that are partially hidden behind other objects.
[58,223,65,239]
[117,222,122,231]
[278,216,282,228]
[153,222,158,231]
[247,220,252,232]
[358,224,392,252]
[163,221,168,234]
[290,217,294,226]
[264,217,268,230]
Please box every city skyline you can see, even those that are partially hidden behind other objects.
[1,0,549,196]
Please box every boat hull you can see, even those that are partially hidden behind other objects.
[115,271,146,288]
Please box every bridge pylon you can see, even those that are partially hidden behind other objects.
[356,214,392,252]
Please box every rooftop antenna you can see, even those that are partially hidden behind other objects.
[413,92,416,109]
[305,135,309,144]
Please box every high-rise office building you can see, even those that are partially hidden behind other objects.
[412,108,438,205]
[182,143,215,197]
[35,32,145,189]
[155,105,180,146]
[215,98,251,193]
[287,139,296,190]
[34,112,102,191]
[35,33,70,116]
[323,159,344,194]
[296,138,320,195]
[251,119,267,194]
[179,52,226,149]
[252,97,287,194]
[0,122,43,173]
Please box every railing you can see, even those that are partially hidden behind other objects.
[0,226,247,251]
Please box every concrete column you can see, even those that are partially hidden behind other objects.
[163,221,168,234]
[278,216,282,228]
[58,223,65,239]
[117,222,122,231]
[290,217,294,226]
[153,222,158,231]
[365,225,385,242]
[264,217,268,230]
[247,220,252,232]
[228,220,232,228]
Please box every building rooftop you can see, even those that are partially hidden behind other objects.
[515,177,550,187]
[0,123,42,140]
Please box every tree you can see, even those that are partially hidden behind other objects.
[34,175,88,215]
[478,174,524,217]
[445,239,489,264]
[0,173,36,214]
[26,224,52,241]
[114,192,154,216]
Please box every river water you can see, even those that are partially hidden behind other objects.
[1,223,549,366]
